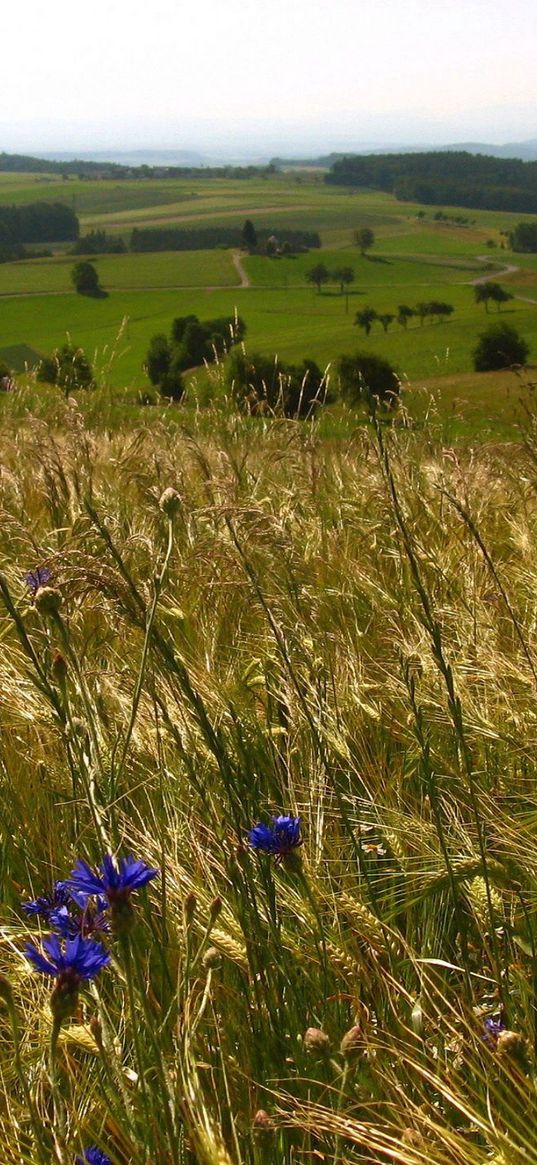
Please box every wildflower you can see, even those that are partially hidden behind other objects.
[75,1149,112,1165]
[22,883,109,939]
[482,1016,506,1046]
[50,895,110,940]
[22,880,71,921]
[25,566,52,597]
[25,934,110,1021]
[248,815,301,859]
[67,853,159,934]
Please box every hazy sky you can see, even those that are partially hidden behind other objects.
[4,0,537,154]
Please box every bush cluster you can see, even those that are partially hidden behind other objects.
[225,349,329,417]
[146,313,246,400]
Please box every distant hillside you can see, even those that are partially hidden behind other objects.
[325,149,537,214]
[0,151,275,180]
[272,139,537,168]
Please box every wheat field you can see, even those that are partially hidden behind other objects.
[0,396,536,1164]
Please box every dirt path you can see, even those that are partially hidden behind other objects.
[231,250,250,288]
[467,255,520,285]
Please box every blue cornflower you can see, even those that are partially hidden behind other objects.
[25,933,110,1020]
[50,895,110,939]
[483,1016,506,1045]
[67,853,159,934]
[67,853,159,902]
[248,815,302,858]
[22,882,109,939]
[25,933,110,981]
[25,566,52,597]
[22,880,70,921]
[75,1149,112,1165]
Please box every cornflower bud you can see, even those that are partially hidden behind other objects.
[35,586,62,617]
[209,896,223,924]
[340,1025,363,1061]
[51,651,68,684]
[253,1109,273,1135]
[159,487,181,517]
[0,974,14,1008]
[496,1029,528,1066]
[183,893,197,926]
[202,946,221,970]
[303,1026,331,1058]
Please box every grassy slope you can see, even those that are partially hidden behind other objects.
[2,173,537,438]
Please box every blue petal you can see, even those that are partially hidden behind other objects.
[67,859,106,897]
[25,941,57,976]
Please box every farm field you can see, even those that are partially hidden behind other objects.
[2,170,537,439]
[1,401,537,1162]
[3,166,537,1165]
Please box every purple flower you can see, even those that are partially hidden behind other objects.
[22,883,109,939]
[248,815,302,856]
[75,1149,112,1165]
[22,880,70,921]
[25,933,110,982]
[483,1016,506,1046]
[25,566,52,597]
[67,853,159,904]
[50,895,110,939]
[25,934,110,1021]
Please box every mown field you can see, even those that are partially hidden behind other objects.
[1,399,537,1163]
[2,170,537,441]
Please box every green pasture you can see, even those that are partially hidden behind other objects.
[244,248,481,288]
[3,277,537,394]
[2,173,537,441]
[0,248,239,294]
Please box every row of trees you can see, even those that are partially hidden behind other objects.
[509,222,537,252]
[145,313,246,399]
[306,263,355,293]
[473,281,513,311]
[71,230,126,256]
[131,226,320,253]
[355,301,454,335]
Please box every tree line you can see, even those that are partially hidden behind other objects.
[131,226,320,253]
[0,202,79,257]
[326,151,537,214]
[0,151,277,181]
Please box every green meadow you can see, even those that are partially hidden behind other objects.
[1,170,537,438]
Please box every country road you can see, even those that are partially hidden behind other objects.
[468,255,520,285]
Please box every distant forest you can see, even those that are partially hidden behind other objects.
[0,152,274,181]
[326,151,537,213]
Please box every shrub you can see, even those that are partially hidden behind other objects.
[71,261,101,296]
[145,334,171,386]
[36,345,94,395]
[337,351,399,406]
[473,322,530,371]
[226,349,328,417]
